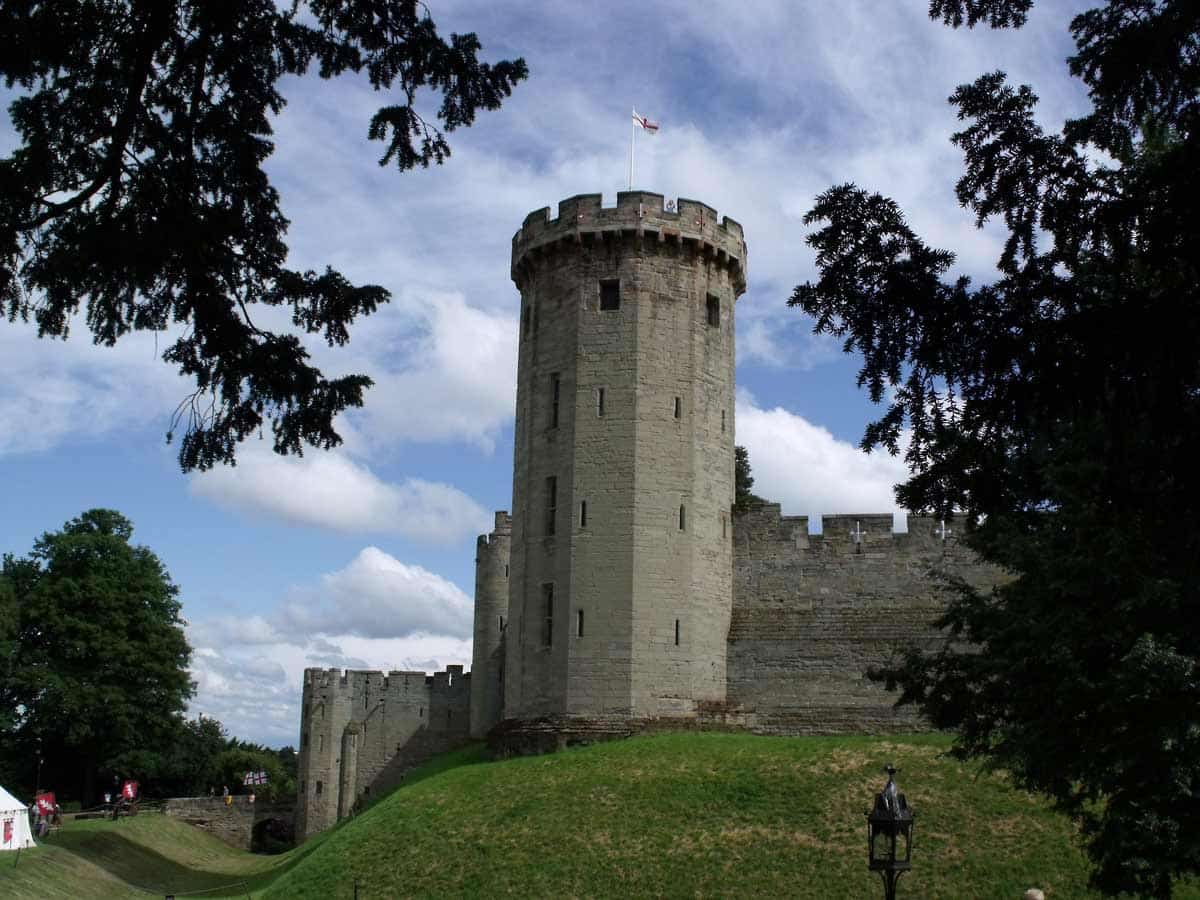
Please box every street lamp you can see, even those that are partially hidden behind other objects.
[866,764,914,900]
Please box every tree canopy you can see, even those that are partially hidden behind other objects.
[791,0,1199,895]
[733,445,765,513]
[0,509,193,803]
[0,1,527,470]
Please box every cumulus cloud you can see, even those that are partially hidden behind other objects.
[278,546,474,640]
[736,390,909,521]
[189,443,491,543]
[346,291,518,453]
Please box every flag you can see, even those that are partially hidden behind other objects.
[3,818,12,846]
[35,792,56,815]
[632,109,659,134]
[121,780,138,800]
[244,770,268,786]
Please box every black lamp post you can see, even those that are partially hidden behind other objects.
[866,764,915,900]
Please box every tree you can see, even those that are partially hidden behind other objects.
[213,742,294,803]
[0,2,527,471]
[733,445,765,513]
[0,509,194,804]
[791,1,1199,895]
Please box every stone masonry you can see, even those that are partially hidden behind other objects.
[295,665,470,840]
[295,192,1005,840]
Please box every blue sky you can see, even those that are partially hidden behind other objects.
[0,0,1093,746]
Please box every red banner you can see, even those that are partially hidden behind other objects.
[35,792,56,815]
[121,780,138,800]
[3,818,12,845]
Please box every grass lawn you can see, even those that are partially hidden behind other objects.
[0,811,326,898]
[4,733,1197,898]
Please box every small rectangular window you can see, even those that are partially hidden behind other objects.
[580,500,588,528]
[318,734,324,751]
[721,410,726,432]
[545,476,557,535]
[543,583,555,647]
[600,279,620,311]
[706,294,720,327]
[679,505,686,530]
[675,619,681,646]
[722,513,727,538]
[674,397,681,419]
[499,615,506,632]
[419,706,424,718]
[597,387,606,417]
[504,564,509,578]
[315,780,323,795]
[576,609,584,638]
[551,373,561,428]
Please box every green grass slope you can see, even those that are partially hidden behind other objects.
[0,811,321,898]
[6,734,1197,899]
[265,732,1198,900]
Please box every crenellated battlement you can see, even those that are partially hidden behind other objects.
[733,501,971,554]
[512,191,747,293]
[476,510,512,554]
[302,665,463,696]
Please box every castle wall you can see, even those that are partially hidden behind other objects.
[728,503,1003,732]
[296,665,471,841]
[471,512,511,738]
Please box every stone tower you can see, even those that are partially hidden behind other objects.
[503,191,747,723]
[470,511,511,737]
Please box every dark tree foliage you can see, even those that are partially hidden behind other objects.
[791,1,1199,895]
[0,510,194,803]
[0,1,526,471]
[733,444,764,513]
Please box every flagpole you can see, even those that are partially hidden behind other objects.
[629,108,635,190]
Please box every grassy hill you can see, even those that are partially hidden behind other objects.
[265,732,1196,899]
[4,733,1197,898]
[0,810,324,898]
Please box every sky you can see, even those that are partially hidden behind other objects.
[0,0,1095,747]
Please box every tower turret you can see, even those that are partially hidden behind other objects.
[471,511,511,737]
[504,191,747,724]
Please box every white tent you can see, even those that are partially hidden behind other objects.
[0,785,35,851]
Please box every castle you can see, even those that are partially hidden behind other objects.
[295,192,1002,840]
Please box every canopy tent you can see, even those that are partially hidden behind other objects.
[0,785,35,851]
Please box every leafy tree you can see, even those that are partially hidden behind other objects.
[0,1,526,471]
[733,445,764,513]
[0,509,193,804]
[214,743,294,803]
[791,1,1199,895]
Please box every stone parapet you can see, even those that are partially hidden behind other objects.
[512,192,747,294]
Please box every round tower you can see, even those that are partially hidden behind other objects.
[504,191,747,724]
[470,510,511,737]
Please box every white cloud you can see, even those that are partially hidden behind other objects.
[0,320,189,457]
[189,443,491,543]
[278,546,474,640]
[736,390,909,521]
[346,291,518,453]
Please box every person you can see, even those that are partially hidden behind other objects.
[248,791,256,805]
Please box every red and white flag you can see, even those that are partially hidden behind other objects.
[121,780,138,800]
[632,109,659,134]
[35,792,56,815]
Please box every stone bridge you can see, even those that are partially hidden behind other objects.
[162,796,294,851]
